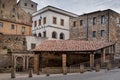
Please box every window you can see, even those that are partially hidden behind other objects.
[80,20,83,26]
[101,30,105,37]
[93,31,96,37]
[31,4,34,8]
[25,3,27,6]
[93,17,97,25]
[101,15,105,24]
[13,8,15,13]
[34,21,37,27]
[23,38,26,46]
[61,19,64,26]
[60,33,64,39]
[53,17,57,24]
[2,4,5,8]
[22,27,25,34]
[31,43,36,49]
[1,10,2,14]
[52,31,57,38]
[73,21,77,27]
[43,31,46,37]
[11,24,15,30]
[0,22,3,28]
[38,33,41,37]
[39,19,41,26]
[43,17,46,24]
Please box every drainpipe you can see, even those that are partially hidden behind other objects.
[86,14,89,41]
[108,9,110,42]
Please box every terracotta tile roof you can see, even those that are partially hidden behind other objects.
[33,40,114,52]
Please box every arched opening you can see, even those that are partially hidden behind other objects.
[16,57,23,72]
[60,33,65,39]
[38,33,41,37]
[52,31,57,39]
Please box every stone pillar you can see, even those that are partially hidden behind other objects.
[26,56,29,70]
[62,53,67,74]
[34,53,39,74]
[23,56,26,71]
[101,49,106,64]
[90,53,94,68]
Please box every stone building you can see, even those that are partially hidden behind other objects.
[70,9,120,53]
[32,6,78,40]
[17,0,38,14]
[0,0,32,35]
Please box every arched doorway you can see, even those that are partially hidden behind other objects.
[16,57,23,72]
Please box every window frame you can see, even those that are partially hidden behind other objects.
[101,30,105,37]
[93,17,97,25]
[101,15,105,24]
[0,22,3,28]
[61,19,64,26]
[11,24,15,30]
[93,31,96,37]
[53,17,57,24]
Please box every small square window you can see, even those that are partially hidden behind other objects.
[31,4,34,7]
[22,27,25,34]
[11,24,15,30]
[39,19,41,26]
[53,17,57,24]
[93,31,96,37]
[0,22,3,28]
[101,15,105,24]
[73,21,77,27]
[101,30,105,37]
[93,17,97,25]
[2,4,5,8]
[25,3,27,6]
[80,20,83,26]
[61,19,64,26]
[43,17,46,24]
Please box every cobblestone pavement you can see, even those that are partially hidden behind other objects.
[1,69,120,80]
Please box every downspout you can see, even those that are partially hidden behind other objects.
[86,14,89,41]
[108,10,110,42]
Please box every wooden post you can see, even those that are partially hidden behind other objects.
[34,53,39,74]
[62,53,67,75]
[101,49,106,64]
[95,64,100,72]
[80,64,84,73]
[90,53,94,69]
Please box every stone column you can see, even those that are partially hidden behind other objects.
[26,56,29,70]
[101,49,106,64]
[23,56,26,71]
[62,53,67,74]
[90,53,94,68]
[34,53,39,74]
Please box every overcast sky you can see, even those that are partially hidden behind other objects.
[33,0,120,15]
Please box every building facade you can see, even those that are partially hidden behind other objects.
[0,0,32,35]
[32,6,78,40]
[70,9,120,53]
[17,0,37,14]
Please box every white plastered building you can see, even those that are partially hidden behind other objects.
[32,6,78,40]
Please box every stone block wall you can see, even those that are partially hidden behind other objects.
[70,9,120,53]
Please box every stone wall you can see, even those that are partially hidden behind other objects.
[0,0,31,25]
[70,9,120,53]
